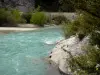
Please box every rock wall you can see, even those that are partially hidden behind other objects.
[49,36,89,74]
[0,0,35,12]
[45,12,76,20]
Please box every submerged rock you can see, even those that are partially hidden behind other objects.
[49,36,89,74]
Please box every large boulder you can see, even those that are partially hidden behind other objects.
[49,36,89,74]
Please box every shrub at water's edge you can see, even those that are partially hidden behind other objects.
[11,9,26,24]
[51,15,69,25]
[30,12,48,27]
[0,8,71,27]
[0,8,26,27]
[22,12,32,23]
[63,12,100,40]
[61,0,100,74]
[62,13,100,74]
[0,8,17,27]
[69,45,100,75]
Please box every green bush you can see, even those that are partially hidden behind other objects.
[69,46,100,75]
[51,15,69,25]
[30,12,48,26]
[61,0,100,75]
[22,12,32,23]
[90,33,100,48]
[0,8,17,27]
[63,13,99,38]
[45,15,52,24]
[11,9,26,24]
[0,8,8,25]
[63,21,78,37]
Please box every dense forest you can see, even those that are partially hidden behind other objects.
[35,0,75,12]
[0,0,75,12]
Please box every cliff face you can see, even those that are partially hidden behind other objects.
[49,36,89,74]
[0,0,35,12]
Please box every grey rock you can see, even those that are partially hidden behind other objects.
[0,0,35,12]
[49,36,89,74]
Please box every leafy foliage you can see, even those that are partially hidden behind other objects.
[22,12,32,23]
[51,15,69,25]
[90,33,100,48]
[35,0,75,12]
[71,0,100,18]
[0,8,17,27]
[11,9,26,23]
[63,12,100,39]
[30,12,48,26]
[69,46,100,75]
[0,8,27,27]
[35,0,59,12]
[59,0,75,12]
[62,0,100,74]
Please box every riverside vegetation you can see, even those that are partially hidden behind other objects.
[0,7,69,27]
[62,0,100,74]
[0,8,26,27]
[0,8,48,27]
[1,0,100,74]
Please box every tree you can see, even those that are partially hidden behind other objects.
[35,0,59,11]
[59,0,75,12]
[73,0,100,18]
[62,0,100,74]
[64,0,100,44]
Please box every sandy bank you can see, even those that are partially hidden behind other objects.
[0,27,39,31]
[0,27,39,34]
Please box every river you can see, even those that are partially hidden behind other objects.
[0,26,64,75]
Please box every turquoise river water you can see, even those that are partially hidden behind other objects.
[0,27,64,75]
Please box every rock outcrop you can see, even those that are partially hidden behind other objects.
[0,0,35,12]
[49,36,89,74]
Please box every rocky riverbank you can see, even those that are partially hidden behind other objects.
[49,36,89,74]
